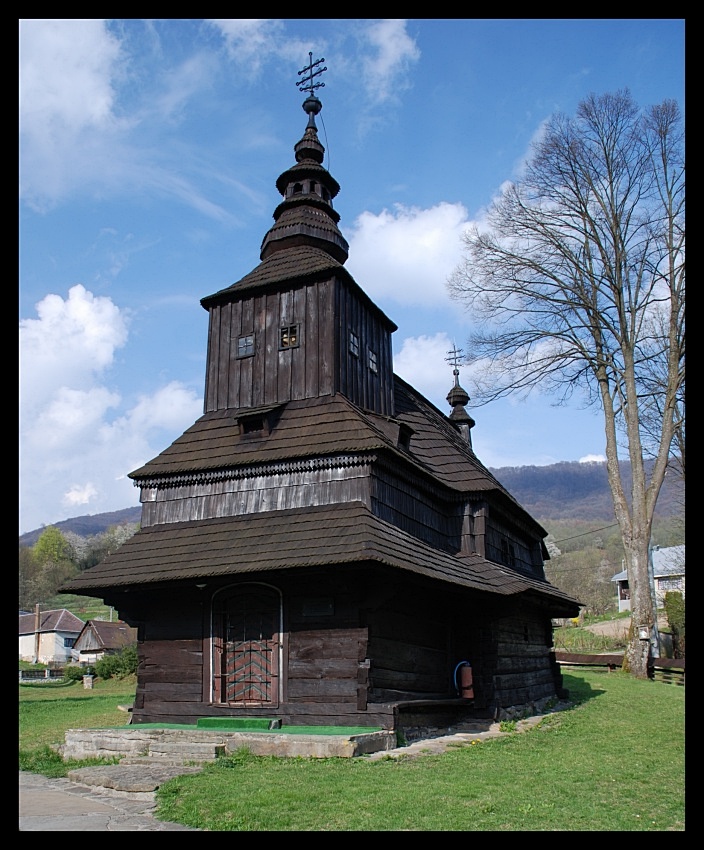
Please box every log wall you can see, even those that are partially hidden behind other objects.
[121,572,564,728]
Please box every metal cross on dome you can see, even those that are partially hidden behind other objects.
[296,52,327,96]
[445,343,466,387]
[445,343,465,371]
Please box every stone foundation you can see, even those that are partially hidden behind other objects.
[58,726,396,762]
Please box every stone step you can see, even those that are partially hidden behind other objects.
[60,727,397,761]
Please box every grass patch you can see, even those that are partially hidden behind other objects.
[43,593,115,621]
[19,745,119,778]
[19,670,684,830]
[552,625,626,653]
[154,672,684,831]
[19,675,135,751]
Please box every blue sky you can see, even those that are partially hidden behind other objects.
[19,19,685,535]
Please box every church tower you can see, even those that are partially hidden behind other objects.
[200,55,396,417]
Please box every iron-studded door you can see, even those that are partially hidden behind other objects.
[216,585,280,706]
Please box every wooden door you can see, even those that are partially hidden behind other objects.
[214,584,280,707]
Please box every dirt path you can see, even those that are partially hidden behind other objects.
[583,617,631,637]
[583,615,668,637]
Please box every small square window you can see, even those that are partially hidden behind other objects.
[349,331,360,357]
[280,325,299,349]
[368,349,378,373]
[241,416,265,435]
[237,334,254,358]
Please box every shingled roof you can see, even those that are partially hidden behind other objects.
[129,375,542,534]
[62,501,576,615]
[75,619,137,650]
[200,244,396,333]
[18,608,84,636]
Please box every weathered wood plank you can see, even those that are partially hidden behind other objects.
[369,637,447,674]
[305,283,319,397]
[287,679,358,700]
[137,682,202,699]
[287,658,358,678]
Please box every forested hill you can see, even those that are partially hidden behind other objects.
[19,506,142,547]
[489,460,683,522]
[19,460,683,547]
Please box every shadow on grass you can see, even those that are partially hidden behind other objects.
[562,671,607,706]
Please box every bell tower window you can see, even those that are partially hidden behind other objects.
[237,334,254,358]
[368,348,378,374]
[280,325,299,349]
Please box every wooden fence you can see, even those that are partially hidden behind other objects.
[554,652,684,686]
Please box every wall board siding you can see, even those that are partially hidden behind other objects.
[140,460,374,526]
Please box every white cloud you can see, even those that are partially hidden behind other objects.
[19,19,121,135]
[19,20,237,217]
[63,482,99,509]
[579,454,606,463]
[19,285,202,534]
[206,19,312,72]
[346,202,470,307]
[358,20,421,105]
[19,19,125,208]
[20,285,129,416]
[393,332,455,411]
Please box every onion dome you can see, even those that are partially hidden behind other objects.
[260,78,349,263]
[445,346,476,447]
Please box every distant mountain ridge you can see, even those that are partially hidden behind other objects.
[19,460,683,546]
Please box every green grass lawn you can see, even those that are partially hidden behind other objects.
[19,670,684,831]
[19,675,136,750]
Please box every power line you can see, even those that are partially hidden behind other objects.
[551,522,620,544]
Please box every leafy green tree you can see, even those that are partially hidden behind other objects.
[19,545,41,610]
[29,526,78,602]
[449,91,684,679]
[33,526,73,566]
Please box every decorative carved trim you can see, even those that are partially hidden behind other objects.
[133,453,376,490]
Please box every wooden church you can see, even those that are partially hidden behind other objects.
[63,57,579,736]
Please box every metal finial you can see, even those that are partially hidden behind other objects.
[296,52,327,96]
[445,344,465,386]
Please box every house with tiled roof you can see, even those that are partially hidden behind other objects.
[19,608,84,664]
[62,58,579,734]
[70,620,138,666]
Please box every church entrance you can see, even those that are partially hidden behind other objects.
[213,583,281,707]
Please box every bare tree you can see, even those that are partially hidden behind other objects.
[448,91,684,679]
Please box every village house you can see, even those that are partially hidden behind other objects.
[612,544,685,613]
[19,608,84,665]
[71,619,138,667]
[62,58,579,736]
